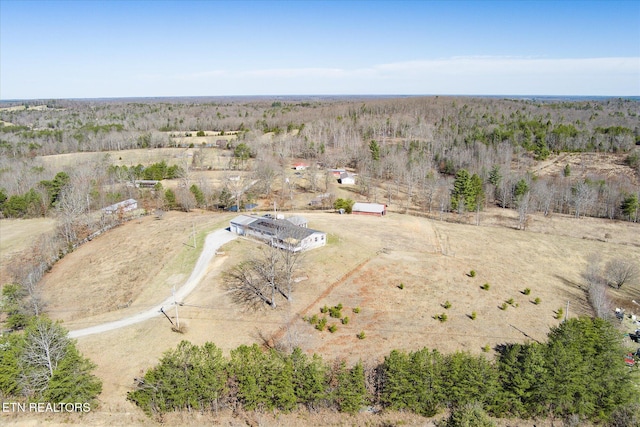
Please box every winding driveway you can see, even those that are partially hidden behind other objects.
[68,228,237,338]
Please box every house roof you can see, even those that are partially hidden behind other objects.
[352,202,386,213]
[230,215,258,226]
[286,215,308,226]
[248,218,321,242]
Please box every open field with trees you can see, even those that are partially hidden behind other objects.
[1,96,639,426]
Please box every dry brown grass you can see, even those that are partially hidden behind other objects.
[7,209,632,411]
[0,217,56,284]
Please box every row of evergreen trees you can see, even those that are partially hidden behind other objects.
[127,317,639,424]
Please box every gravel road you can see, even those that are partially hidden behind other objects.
[68,228,237,338]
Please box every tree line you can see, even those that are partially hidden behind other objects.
[127,317,639,426]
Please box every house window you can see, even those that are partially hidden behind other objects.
[315,237,318,242]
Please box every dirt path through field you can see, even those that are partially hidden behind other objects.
[68,228,237,338]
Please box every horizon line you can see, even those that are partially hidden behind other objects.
[2,94,639,103]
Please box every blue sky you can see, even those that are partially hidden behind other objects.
[1,0,639,99]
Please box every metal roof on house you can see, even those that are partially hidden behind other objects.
[249,218,317,240]
[352,202,386,213]
[230,215,258,226]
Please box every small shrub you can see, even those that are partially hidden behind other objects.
[328,324,338,333]
[352,307,360,314]
[482,345,491,353]
[341,316,350,325]
[469,270,476,277]
[329,306,342,318]
[470,311,477,320]
[481,283,490,291]
[523,288,531,295]
[500,302,508,311]
[533,297,541,305]
[320,305,329,314]
[336,303,343,310]
[555,308,564,319]
[357,331,366,340]
[316,318,327,331]
[443,300,452,309]
[309,314,318,325]
[398,283,404,290]
[436,313,448,322]
[506,298,514,305]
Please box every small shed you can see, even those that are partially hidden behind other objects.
[352,202,386,216]
[338,172,356,185]
[293,163,309,170]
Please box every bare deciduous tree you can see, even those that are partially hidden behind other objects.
[517,192,531,230]
[225,260,277,309]
[224,223,305,309]
[605,258,639,289]
[588,281,612,319]
[19,317,70,396]
[583,253,613,318]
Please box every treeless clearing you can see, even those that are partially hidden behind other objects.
[0,206,629,426]
[35,148,227,171]
[532,151,639,185]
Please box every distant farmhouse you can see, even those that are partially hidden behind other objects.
[102,199,138,215]
[352,202,386,216]
[338,172,356,185]
[230,215,326,252]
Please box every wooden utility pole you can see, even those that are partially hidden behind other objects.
[173,287,180,329]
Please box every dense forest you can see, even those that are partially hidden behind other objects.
[1,96,638,223]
